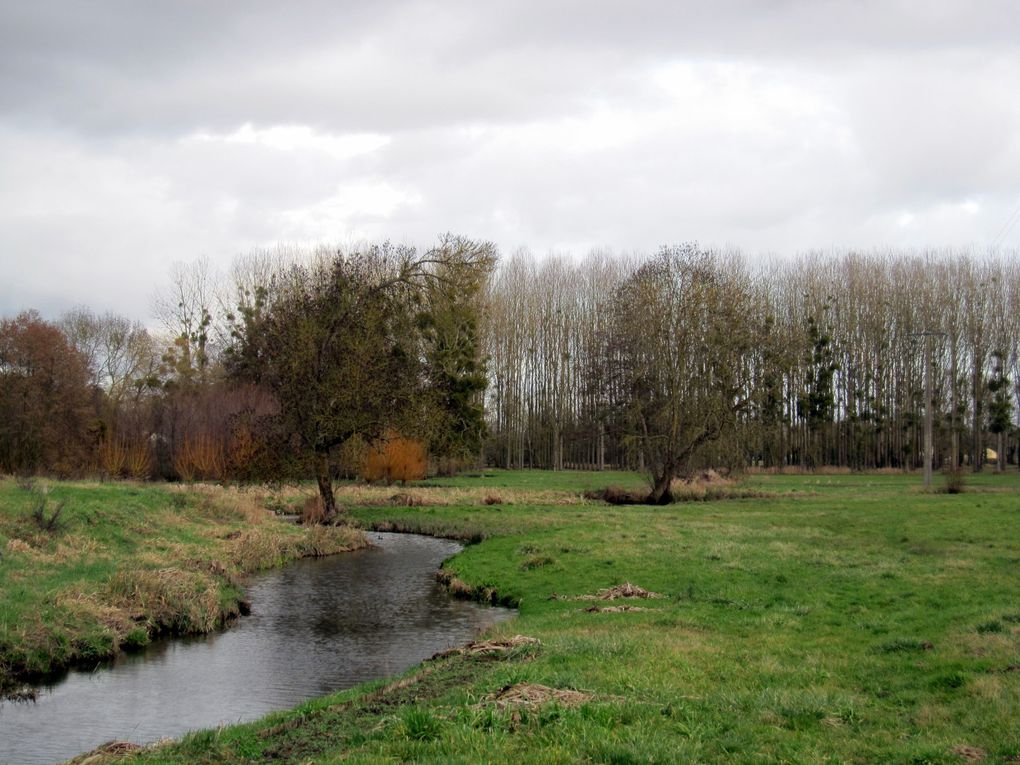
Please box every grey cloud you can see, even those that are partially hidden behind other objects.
[2,1,1020,320]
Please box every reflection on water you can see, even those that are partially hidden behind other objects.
[0,532,512,765]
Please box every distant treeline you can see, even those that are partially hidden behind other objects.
[484,248,1018,474]
[1,243,1017,484]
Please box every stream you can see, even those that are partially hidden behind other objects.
[0,532,512,765]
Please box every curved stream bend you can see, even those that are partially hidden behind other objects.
[0,532,512,765]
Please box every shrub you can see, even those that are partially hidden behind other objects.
[225,424,259,477]
[942,467,966,494]
[125,439,153,480]
[483,492,502,506]
[98,437,128,478]
[361,431,427,484]
[28,490,66,532]
[173,434,225,481]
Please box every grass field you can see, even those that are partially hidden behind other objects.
[95,468,1020,765]
[0,480,365,690]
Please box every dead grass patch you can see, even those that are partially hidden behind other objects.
[484,682,595,709]
[108,567,224,633]
[557,582,663,601]
[950,744,987,762]
[434,635,540,659]
[583,604,648,613]
[57,589,136,636]
[332,483,583,507]
[5,538,32,554]
[65,740,149,764]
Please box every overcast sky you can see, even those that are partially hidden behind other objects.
[2,1,1019,321]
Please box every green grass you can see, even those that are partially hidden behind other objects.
[115,469,1020,764]
[415,468,649,493]
[0,480,365,688]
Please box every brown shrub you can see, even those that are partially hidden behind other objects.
[98,437,128,478]
[301,494,327,524]
[173,434,225,481]
[125,440,152,480]
[226,424,259,476]
[361,431,427,484]
[483,492,502,506]
[942,467,966,494]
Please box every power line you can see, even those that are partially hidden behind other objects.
[991,199,1020,249]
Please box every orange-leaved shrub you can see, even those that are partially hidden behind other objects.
[98,437,128,478]
[125,439,153,480]
[360,431,427,484]
[173,434,225,481]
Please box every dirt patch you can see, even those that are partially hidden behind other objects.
[583,604,647,613]
[484,682,594,710]
[950,744,987,762]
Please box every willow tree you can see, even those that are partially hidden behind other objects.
[608,244,759,504]
[225,239,494,519]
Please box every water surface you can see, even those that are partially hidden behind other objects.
[0,532,512,765]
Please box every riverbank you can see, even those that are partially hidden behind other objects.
[105,469,1020,764]
[0,479,366,692]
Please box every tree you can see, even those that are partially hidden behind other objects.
[608,244,759,504]
[59,306,159,410]
[154,257,217,387]
[0,312,94,474]
[797,308,838,468]
[225,239,493,519]
[988,350,1013,472]
[419,236,497,468]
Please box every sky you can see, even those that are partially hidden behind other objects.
[2,1,1020,321]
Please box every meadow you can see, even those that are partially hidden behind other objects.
[92,468,1020,765]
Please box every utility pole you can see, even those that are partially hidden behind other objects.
[909,331,947,489]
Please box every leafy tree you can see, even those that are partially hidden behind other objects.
[225,239,493,518]
[988,350,1013,471]
[419,235,497,467]
[797,308,838,467]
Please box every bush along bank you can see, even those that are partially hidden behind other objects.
[0,479,367,693]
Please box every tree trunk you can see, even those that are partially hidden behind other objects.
[315,449,339,521]
[648,471,674,505]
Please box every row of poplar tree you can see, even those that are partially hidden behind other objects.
[483,248,1018,475]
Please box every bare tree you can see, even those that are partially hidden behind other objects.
[607,244,759,503]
